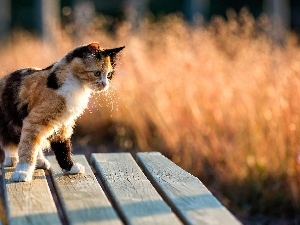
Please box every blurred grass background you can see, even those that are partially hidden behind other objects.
[0,9,300,225]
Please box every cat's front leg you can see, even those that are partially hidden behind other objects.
[11,125,43,182]
[12,162,35,182]
[12,147,51,181]
[51,139,85,174]
[11,143,38,182]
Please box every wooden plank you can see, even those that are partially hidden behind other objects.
[137,152,242,225]
[47,155,122,225]
[91,153,182,225]
[2,167,61,225]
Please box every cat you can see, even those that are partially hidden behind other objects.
[0,42,124,182]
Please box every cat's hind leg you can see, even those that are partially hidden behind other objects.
[36,149,51,170]
[3,144,19,167]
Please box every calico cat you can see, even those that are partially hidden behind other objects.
[0,42,124,182]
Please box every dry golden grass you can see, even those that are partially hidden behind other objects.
[0,11,299,221]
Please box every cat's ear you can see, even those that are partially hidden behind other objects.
[103,46,125,67]
[103,46,125,57]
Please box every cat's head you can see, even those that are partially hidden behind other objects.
[65,42,124,92]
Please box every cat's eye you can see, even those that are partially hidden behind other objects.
[107,72,114,80]
[94,71,101,77]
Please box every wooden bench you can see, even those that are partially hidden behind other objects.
[2,152,241,225]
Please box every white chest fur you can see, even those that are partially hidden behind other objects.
[56,75,92,126]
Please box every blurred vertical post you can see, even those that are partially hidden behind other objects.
[124,0,149,30]
[184,0,210,24]
[34,0,60,44]
[73,0,95,43]
[0,0,11,42]
[264,0,290,46]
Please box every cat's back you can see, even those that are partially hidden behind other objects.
[0,68,40,85]
[0,68,41,103]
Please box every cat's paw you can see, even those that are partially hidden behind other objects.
[36,158,51,170]
[65,163,85,174]
[3,156,18,167]
[11,163,34,182]
[11,170,33,182]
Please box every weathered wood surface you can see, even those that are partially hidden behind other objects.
[2,167,61,225]
[137,152,241,225]
[2,153,241,225]
[91,153,182,225]
[47,155,122,225]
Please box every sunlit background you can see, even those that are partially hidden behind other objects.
[0,1,300,224]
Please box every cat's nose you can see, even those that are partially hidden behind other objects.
[102,82,107,87]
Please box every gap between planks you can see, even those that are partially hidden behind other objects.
[91,153,183,225]
[47,155,122,225]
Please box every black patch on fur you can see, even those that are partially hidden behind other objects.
[51,140,74,171]
[18,103,29,122]
[65,45,102,63]
[0,69,35,145]
[47,71,60,89]
[66,45,89,63]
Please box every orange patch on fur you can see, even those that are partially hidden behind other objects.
[88,43,100,50]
